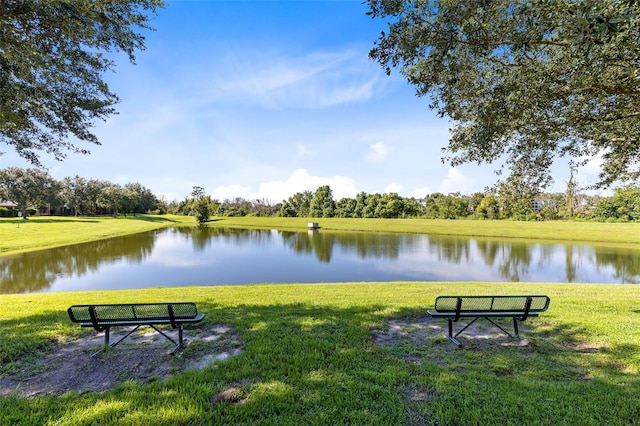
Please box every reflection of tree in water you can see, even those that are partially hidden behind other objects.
[171,226,274,252]
[0,232,157,294]
[594,247,640,284]
[474,239,532,282]
[280,231,413,263]
[335,232,418,260]
[426,235,471,264]
[561,244,587,283]
[281,231,333,263]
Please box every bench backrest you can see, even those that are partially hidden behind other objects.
[67,303,199,323]
[433,295,550,313]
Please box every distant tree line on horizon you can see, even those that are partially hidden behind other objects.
[1,167,639,222]
[0,167,163,218]
[175,184,640,223]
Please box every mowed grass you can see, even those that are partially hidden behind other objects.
[209,216,640,245]
[1,282,640,425]
[0,215,193,255]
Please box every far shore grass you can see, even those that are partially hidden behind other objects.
[1,282,640,425]
[0,214,638,256]
[0,214,194,256]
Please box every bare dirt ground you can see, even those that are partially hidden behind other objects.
[0,324,242,398]
[372,316,533,362]
[1,316,537,399]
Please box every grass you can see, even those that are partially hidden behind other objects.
[1,215,638,423]
[0,214,193,255]
[208,216,640,245]
[1,282,640,425]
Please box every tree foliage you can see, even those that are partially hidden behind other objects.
[0,167,54,217]
[0,0,163,165]
[367,0,640,188]
[309,185,336,218]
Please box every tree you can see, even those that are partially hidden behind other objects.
[124,182,155,214]
[592,185,640,221]
[353,192,368,218]
[476,194,500,220]
[61,175,88,216]
[280,191,313,217]
[309,185,335,218]
[0,1,164,166]
[362,193,381,218]
[367,0,640,189]
[496,174,540,220]
[0,167,54,218]
[191,186,210,224]
[335,197,357,218]
[97,184,127,216]
[376,192,405,218]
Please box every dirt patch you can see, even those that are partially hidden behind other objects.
[209,380,254,407]
[373,315,533,359]
[0,324,242,398]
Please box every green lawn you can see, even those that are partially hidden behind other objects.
[209,216,640,245]
[1,282,639,425]
[0,215,193,255]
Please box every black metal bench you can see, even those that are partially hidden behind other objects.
[427,295,550,347]
[67,302,205,356]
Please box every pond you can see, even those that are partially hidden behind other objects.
[2,226,639,294]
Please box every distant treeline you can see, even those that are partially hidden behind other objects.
[0,167,163,218]
[173,184,640,222]
[1,167,638,221]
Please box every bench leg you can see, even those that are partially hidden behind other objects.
[446,319,463,348]
[92,325,143,357]
[91,324,190,357]
[484,318,517,338]
[91,326,113,357]
[149,324,187,355]
[440,316,527,348]
[170,326,185,355]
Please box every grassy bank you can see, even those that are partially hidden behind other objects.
[209,216,640,245]
[0,215,193,255]
[1,282,639,425]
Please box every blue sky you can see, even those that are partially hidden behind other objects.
[1,0,608,202]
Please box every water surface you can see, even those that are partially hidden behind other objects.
[1,227,639,294]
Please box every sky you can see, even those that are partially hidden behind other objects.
[0,0,610,203]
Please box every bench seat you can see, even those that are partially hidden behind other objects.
[427,295,550,347]
[68,303,205,356]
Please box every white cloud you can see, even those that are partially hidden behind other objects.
[367,141,388,162]
[408,187,431,198]
[383,182,403,194]
[438,168,472,194]
[211,169,358,203]
[211,184,255,201]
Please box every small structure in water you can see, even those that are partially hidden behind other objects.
[307,222,320,229]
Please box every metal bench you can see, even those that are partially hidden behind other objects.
[67,302,205,356]
[427,295,550,347]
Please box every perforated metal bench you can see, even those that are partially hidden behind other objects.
[427,295,550,347]
[67,303,205,356]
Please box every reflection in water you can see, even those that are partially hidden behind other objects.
[0,231,157,293]
[1,227,638,294]
[594,247,640,284]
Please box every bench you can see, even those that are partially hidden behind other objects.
[427,295,550,347]
[67,302,205,356]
